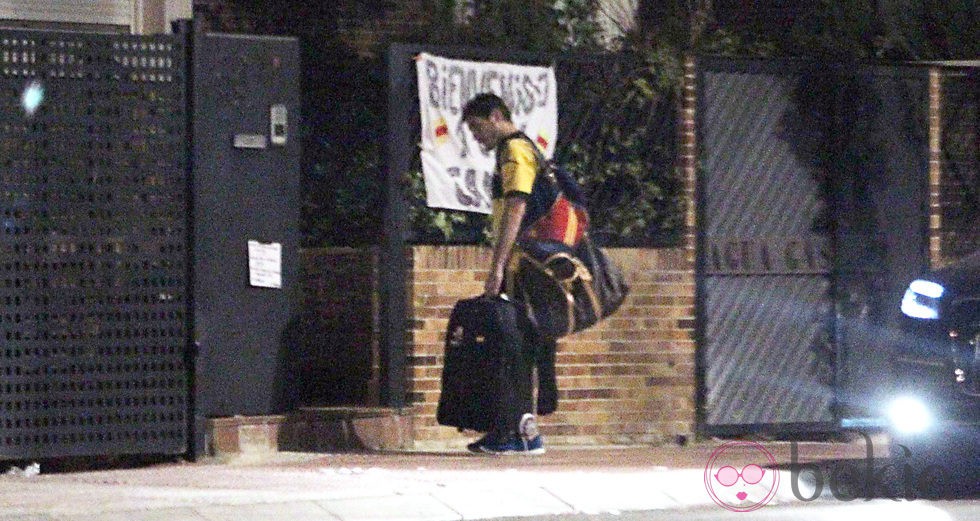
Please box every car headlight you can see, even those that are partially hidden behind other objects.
[886,396,932,434]
[900,279,945,319]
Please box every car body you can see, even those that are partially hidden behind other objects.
[895,249,980,415]
[887,249,979,494]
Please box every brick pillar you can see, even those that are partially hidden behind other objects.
[928,67,943,268]
[680,55,698,268]
[678,55,699,441]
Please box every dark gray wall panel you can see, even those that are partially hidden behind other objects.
[191,30,301,424]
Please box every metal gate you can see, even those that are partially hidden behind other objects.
[696,59,930,435]
[0,29,189,458]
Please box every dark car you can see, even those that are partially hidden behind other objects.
[887,249,980,493]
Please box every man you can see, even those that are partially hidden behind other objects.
[461,93,555,454]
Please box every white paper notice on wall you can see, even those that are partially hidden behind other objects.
[247,240,282,289]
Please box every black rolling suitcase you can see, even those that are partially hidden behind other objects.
[436,296,533,433]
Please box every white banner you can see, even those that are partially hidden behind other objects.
[416,53,557,214]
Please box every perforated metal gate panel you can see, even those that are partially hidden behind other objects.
[0,30,188,458]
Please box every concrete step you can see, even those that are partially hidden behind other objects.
[207,407,413,457]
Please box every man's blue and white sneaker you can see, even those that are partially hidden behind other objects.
[478,434,545,455]
[468,415,545,455]
[519,413,540,443]
[466,433,493,453]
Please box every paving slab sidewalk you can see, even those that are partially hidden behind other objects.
[0,442,874,521]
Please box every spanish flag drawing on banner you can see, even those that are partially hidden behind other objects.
[535,131,550,151]
[434,117,449,144]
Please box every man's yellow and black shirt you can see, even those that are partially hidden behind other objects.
[494,131,567,234]
[492,132,588,247]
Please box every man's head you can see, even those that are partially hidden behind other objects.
[462,93,515,151]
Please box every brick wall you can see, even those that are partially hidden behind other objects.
[407,246,696,447]
[296,52,701,447]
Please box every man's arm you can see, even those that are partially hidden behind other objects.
[484,194,527,297]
